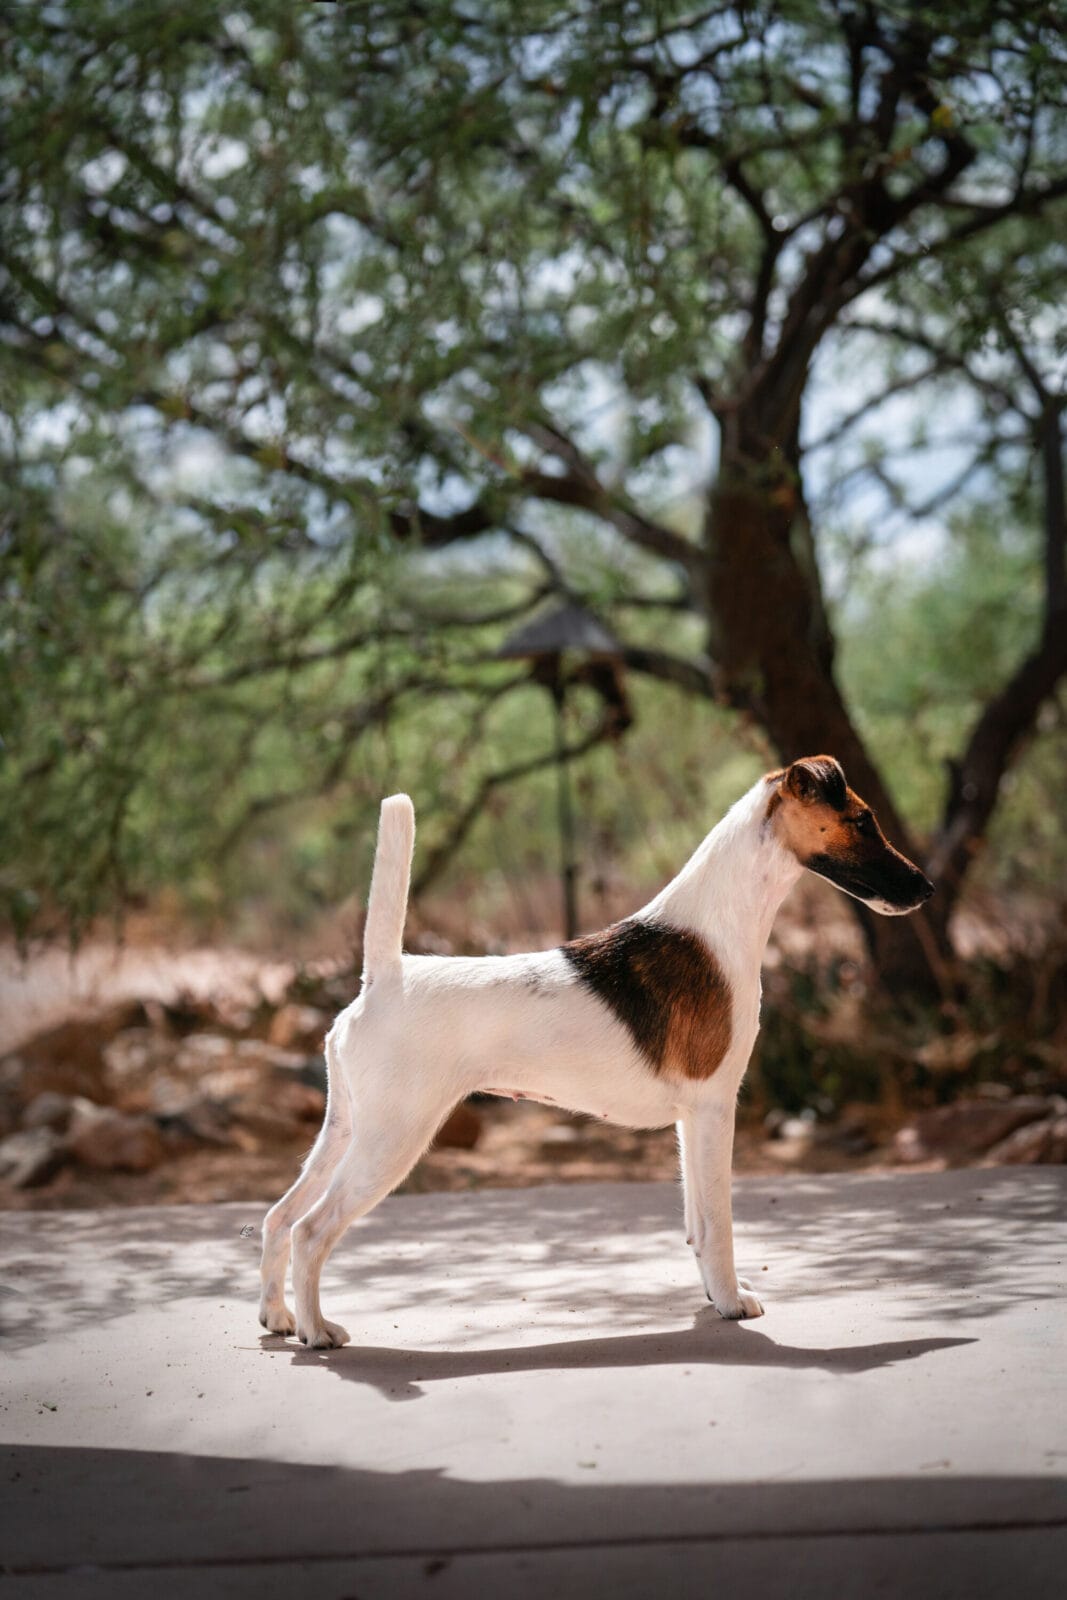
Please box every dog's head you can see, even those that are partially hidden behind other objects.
[766,755,933,916]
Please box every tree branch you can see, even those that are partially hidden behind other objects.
[854,174,1067,303]
[806,361,947,452]
[214,672,529,855]
[618,644,714,697]
[929,398,1067,893]
[515,420,703,573]
[411,714,617,898]
[167,596,553,693]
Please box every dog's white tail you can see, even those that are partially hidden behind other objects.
[362,794,415,982]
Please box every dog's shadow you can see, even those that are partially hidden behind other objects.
[261,1307,975,1401]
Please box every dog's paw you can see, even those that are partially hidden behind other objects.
[297,1317,350,1350]
[259,1301,296,1337]
[709,1283,764,1320]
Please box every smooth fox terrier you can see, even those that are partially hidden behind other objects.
[259,755,933,1347]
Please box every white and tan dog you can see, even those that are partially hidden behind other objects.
[259,755,933,1347]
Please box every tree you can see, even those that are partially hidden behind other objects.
[823,232,1066,909]
[2,1,1066,986]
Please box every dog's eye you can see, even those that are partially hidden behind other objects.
[853,812,875,836]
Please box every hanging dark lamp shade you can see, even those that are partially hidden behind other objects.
[497,601,624,663]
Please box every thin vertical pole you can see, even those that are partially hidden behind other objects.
[553,687,579,940]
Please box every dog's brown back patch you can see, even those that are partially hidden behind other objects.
[562,919,732,1081]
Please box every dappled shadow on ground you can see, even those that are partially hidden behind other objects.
[2,1444,1065,1580]
[0,1168,1063,1349]
[273,1309,975,1402]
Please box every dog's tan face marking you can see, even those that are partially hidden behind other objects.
[766,755,934,915]
[562,920,732,1080]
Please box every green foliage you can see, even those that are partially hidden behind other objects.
[836,514,1044,825]
[2,1,1066,942]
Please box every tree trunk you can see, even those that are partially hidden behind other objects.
[704,428,951,1000]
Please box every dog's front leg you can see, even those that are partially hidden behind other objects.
[686,1099,763,1320]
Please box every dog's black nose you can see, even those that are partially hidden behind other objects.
[919,876,935,901]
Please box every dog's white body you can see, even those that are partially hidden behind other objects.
[333,949,681,1131]
[259,761,930,1347]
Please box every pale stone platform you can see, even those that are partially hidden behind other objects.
[1,1168,1065,1596]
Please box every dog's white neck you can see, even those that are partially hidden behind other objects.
[640,778,802,968]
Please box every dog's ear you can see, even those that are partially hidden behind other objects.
[783,755,846,809]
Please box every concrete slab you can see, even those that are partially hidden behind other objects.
[1,1168,1065,1597]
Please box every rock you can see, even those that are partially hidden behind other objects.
[267,1004,330,1052]
[233,1038,316,1076]
[268,1080,326,1123]
[827,1120,876,1157]
[192,1053,317,1096]
[223,1081,326,1143]
[892,1125,934,1165]
[193,1063,264,1102]
[984,1115,1067,1166]
[21,1091,78,1133]
[139,1070,199,1116]
[108,1031,327,1106]
[67,1100,165,1172]
[777,1114,817,1143]
[295,1054,328,1093]
[143,992,238,1038]
[0,1088,18,1140]
[436,1103,482,1150]
[154,1095,235,1150]
[173,1033,238,1074]
[894,1096,1053,1165]
[0,1003,144,1108]
[539,1123,581,1159]
[764,1108,818,1142]
[0,1128,67,1189]
[103,1028,177,1089]
[232,1039,327,1092]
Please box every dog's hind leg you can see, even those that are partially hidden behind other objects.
[677,1117,701,1250]
[290,1091,449,1349]
[258,1037,353,1336]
